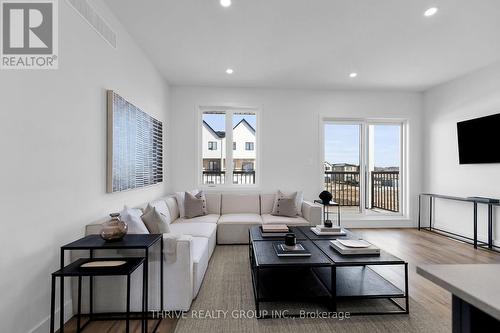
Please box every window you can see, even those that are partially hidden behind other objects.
[323,120,405,215]
[201,108,258,186]
[208,141,217,150]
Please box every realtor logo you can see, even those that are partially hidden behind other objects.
[1,0,58,69]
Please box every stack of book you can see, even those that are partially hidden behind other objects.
[329,239,380,255]
[273,242,311,257]
[310,224,346,236]
[260,224,289,237]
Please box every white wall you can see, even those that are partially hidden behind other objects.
[170,86,423,227]
[0,1,170,332]
[423,61,500,245]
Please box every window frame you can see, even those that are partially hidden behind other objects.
[320,117,408,218]
[245,142,254,151]
[208,141,218,150]
[197,105,261,188]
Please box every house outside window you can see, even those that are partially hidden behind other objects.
[208,141,217,150]
[201,108,258,186]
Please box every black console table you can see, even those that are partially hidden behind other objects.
[56,234,163,333]
[418,193,499,251]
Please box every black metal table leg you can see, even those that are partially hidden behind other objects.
[60,248,64,333]
[160,238,164,314]
[90,249,94,319]
[404,263,409,314]
[488,204,493,249]
[474,203,478,249]
[418,195,421,230]
[337,205,341,226]
[50,275,55,333]
[255,266,260,316]
[126,274,131,333]
[429,196,433,231]
[330,266,337,312]
[77,276,82,333]
[144,248,149,332]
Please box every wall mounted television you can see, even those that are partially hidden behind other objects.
[457,113,500,164]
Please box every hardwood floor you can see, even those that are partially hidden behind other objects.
[60,228,500,332]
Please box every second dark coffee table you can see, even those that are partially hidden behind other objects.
[248,226,409,318]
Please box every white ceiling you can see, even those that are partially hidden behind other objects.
[103,0,500,91]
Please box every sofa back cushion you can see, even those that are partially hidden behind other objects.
[165,196,180,221]
[221,193,260,214]
[260,193,276,214]
[205,192,221,215]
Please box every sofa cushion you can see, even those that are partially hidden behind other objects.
[218,213,263,225]
[144,200,170,220]
[174,214,219,224]
[262,214,310,226]
[165,196,180,221]
[141,207,171,234]
[221,193,260,214]
[120,206,149,234]
[169,222,216,258]
[205,192,221,215]
[184,191,208,218]
[272,191,299,217]
[175,189,199,218]
[217,213,263,244]
[191,237,209,298]
[272,190,303,216]
[260,193,275,214]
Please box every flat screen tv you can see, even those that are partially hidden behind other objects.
[457,113,500,164]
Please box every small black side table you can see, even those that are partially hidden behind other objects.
[58,234,163,333]
[314,200,341,226]
[50,257,145,333]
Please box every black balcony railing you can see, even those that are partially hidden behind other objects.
[371,171,400,212]
[324,171,360,206]
[324,170,400,212]
[203,170,255,185]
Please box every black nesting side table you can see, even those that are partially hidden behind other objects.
[57,234,163,333]
[50,257,145,333]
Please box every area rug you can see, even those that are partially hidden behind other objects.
[174,246,450,333]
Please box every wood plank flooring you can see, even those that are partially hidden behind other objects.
[60,228,500,332]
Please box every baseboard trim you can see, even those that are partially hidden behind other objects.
[29,299,73,333]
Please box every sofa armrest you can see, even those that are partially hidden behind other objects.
[301,201,322,226]
[162,233,194,311]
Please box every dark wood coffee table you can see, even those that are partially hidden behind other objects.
[248,226,409,318]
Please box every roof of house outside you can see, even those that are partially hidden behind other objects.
[203,118,255,139]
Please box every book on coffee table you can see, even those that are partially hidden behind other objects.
[315,224,342,232]
[329,239,380,255]
[310,226,346,236]
[262,224,289,232]
[273,242,311,257]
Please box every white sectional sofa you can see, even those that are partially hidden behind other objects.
[79,192,321,313]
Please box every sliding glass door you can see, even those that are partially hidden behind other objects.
[323,120,404,215]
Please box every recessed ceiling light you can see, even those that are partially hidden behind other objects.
[349,72,358,78]
[424,7,438,17]
[226,68,234,74]
[220,0,231,8]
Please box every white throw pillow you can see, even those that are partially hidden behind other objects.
[141,207,171,234]
[144,200,171,224]
[120,206,149,234]
[272,190,303,216]
[175,189,199,218]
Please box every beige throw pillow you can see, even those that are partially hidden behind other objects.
[184,191,208,219]
[141,207,171,234]
[272,191,299,217]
